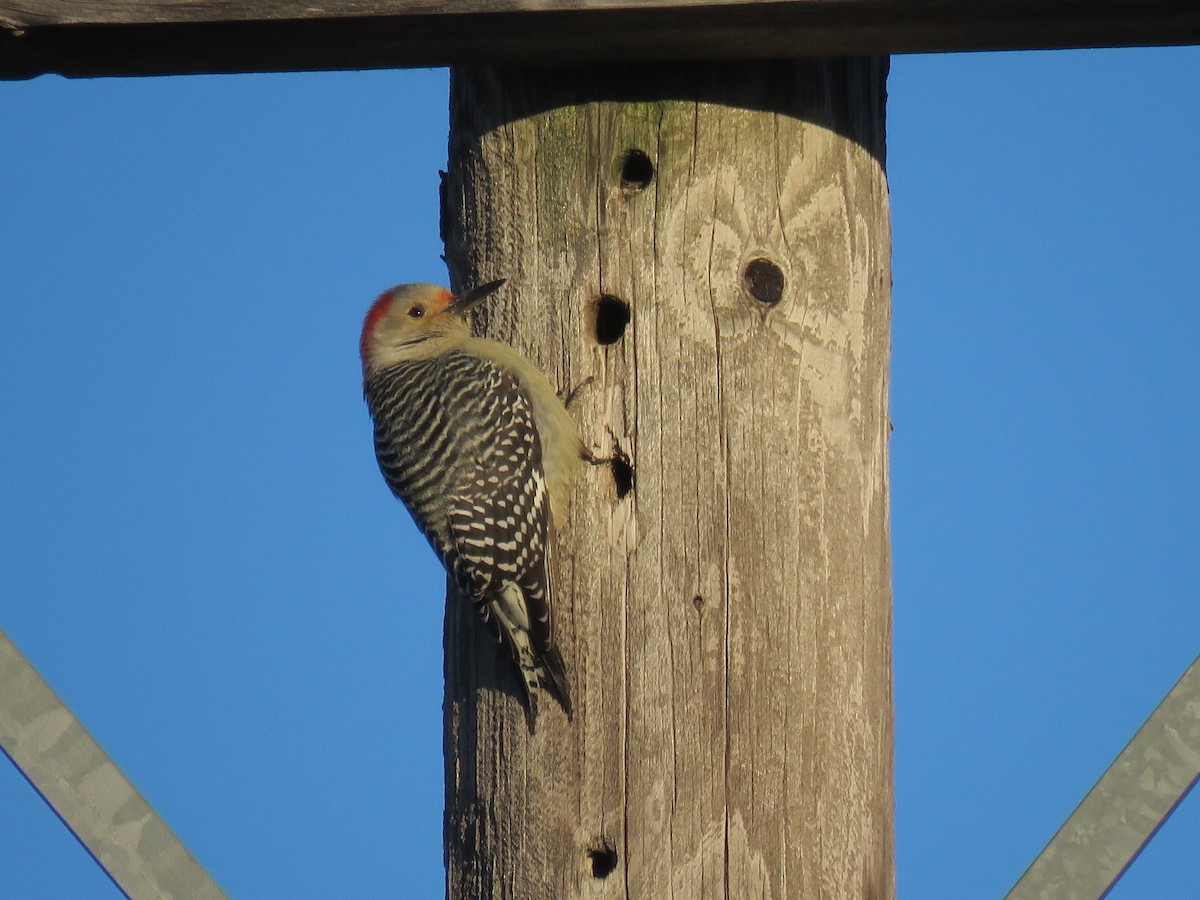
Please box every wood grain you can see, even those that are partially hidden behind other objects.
[441,59,893,899]
[2,1,1199,79]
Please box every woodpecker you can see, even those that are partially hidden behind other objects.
[360,279,580,729]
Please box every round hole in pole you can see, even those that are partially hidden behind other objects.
[743,258,785,306]
[620,149,654,192]
[587,842,619,879]
[592,294,631,345]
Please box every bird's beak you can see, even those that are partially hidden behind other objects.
[447,278,506,315]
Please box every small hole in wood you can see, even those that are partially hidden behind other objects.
[743,258,785,306]
[587,842,619,879]
[693,595,704,612]
[611,453,634,500]
[620,149,654,191]
[592,294,631,345]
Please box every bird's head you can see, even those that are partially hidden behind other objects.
[360,279,505,377]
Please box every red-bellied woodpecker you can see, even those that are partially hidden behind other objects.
[360,279,580,729]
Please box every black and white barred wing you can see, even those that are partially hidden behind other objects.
[441,362,570,720]
[446,457,553,653]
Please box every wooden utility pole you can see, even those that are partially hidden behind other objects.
[441,60,893,898]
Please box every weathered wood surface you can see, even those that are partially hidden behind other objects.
[441,59,893,899]
[2,1,1199,79]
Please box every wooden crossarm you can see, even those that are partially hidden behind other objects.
[2,0,1199,80]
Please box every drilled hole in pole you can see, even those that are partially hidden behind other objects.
[620,149,654,191]
[587,843,619,879]
[611,453,634,500]
[743,258,785,306]
[592,294,631,345]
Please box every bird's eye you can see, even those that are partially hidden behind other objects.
[407,305,425,319]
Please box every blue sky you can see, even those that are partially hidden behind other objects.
[1,48,1197,898]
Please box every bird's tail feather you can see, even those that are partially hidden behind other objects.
[538,645,573,718]
[516,645,572,732]
[484,587,572,731]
